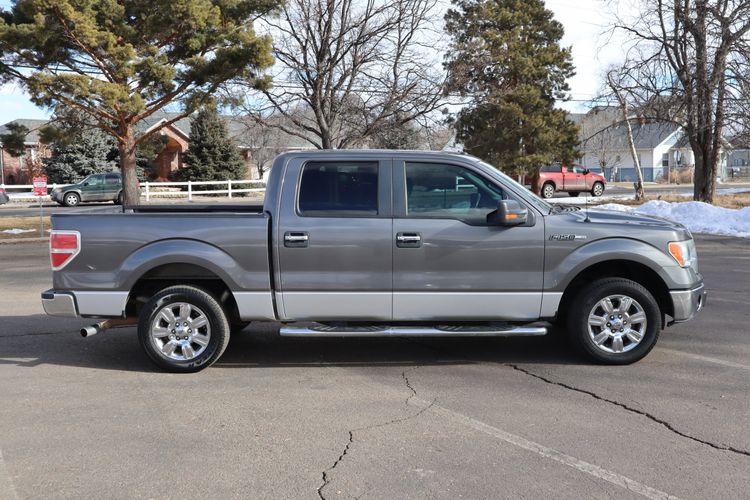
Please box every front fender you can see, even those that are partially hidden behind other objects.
[546,237,697,292]
[118,239,253,291]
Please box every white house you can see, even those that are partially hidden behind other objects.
[572,108,728,182]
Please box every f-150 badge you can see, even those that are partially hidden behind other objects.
[549,234,587,241]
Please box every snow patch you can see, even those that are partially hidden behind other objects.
[2,228,36,234]
[596,200,750,238]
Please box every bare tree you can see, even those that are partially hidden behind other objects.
[607,0,750,202]
[231,0,445,149]
[608,70,646,200]
[578,108,622,180]
[244,122,290,179]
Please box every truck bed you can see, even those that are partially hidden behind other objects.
[50,210,271,294]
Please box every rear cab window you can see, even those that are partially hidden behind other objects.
[298,161,379,216]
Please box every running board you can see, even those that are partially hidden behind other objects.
[279,324,547,337]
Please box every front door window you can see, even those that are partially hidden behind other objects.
[405,162,503,225]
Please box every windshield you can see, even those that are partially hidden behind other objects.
[474,159,553,214]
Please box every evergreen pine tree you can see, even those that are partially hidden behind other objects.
[444,0,579,175]
[177,106,248,183]
[44,128,119,184]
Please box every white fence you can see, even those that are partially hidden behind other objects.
[1,179,266,202]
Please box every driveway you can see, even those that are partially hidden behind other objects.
[0,236,747,499]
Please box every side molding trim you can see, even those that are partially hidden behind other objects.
[73,291,129,317]
[233,291,277,321]
[540,292,564,318]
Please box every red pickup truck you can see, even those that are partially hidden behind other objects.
[529,164,606,199]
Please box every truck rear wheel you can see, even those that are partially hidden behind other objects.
[137,285,230,372]
[566,278,660,364]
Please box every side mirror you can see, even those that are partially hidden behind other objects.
[582,169,590,175]
[487,200,528,226]
[83,182,89,186]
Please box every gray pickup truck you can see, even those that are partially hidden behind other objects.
[42,150,706,372]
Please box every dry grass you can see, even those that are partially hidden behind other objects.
[0,216,51,239]
[600,192,750,209]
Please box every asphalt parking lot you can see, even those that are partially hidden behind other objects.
[0,236,748,499]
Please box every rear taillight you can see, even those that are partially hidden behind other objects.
[50,231,81,270]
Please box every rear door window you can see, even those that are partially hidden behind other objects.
[298,162,379,216]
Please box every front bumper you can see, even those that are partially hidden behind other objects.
[41,289,78,317]
[670,283,707,323]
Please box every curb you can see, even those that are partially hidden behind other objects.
[0,237,49,245]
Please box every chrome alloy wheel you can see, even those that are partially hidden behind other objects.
[587,295,647,354]
[150,302,211,361]
[65,193,79,206]
[592,183,604,196]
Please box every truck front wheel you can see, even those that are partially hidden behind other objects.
[541,183,555,199]
[567,278,660,364]
[138,285,231,372]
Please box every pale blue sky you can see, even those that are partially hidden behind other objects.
[0,0,623,125]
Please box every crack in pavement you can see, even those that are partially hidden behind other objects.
[317,367,435,500]
[402,366,419,405]
[507,364,750,458]
[317,430,354,500]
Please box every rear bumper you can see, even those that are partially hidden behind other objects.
[670,283,707,323]
[41,289,128,317]
[41,289,78,317]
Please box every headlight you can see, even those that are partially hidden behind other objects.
[668,240,697,269]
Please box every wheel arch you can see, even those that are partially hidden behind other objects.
[557,259,673,326]
[120,240,247,322]
[62,189,82,199]
[125,261,240,324]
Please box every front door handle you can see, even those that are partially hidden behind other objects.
[396,232,422,248]
[284,231,309,248]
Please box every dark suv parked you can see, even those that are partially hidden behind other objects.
[51,172,124,207]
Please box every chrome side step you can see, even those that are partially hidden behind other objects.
[279,323,547,337]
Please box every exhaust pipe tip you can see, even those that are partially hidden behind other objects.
[80,325,100,338]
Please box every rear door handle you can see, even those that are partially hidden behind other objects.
[396,232,421,248]
[284,231,309,248]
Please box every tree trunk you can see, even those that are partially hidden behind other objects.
[119,129,140,205]
[619,106,645,201]
[609,72,645,200]
[692,144,716,202]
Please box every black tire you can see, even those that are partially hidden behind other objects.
[63,192,80,207]
[591,182,605,197]
[566,278,661,365]
[568,191,581,197]
[541,182,555,199]
[138,285,230,372]
[115,192,123,205]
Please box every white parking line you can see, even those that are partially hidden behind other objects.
[0,448,19,500]
[659,348,750,371]
[412,397,680,500]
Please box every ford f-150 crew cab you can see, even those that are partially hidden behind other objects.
[41,150,706,372]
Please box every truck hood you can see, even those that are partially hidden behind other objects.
[584,207,685,230]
